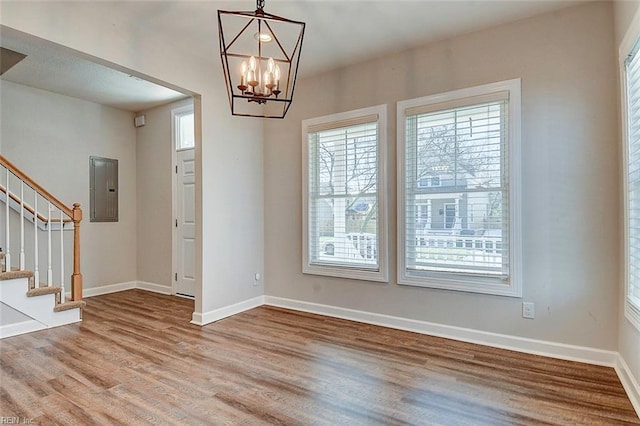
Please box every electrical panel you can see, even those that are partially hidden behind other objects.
[89,156,118,222]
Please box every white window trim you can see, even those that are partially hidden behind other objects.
[396,79,522,297]
[302,104,389,282]
[619,9,640,332]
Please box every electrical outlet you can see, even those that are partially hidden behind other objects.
[253,272,261,286]
[522,302,535,319]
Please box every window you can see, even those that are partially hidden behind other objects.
[397,79,521,297]
[302,105,388,282]
[622,34,640,330]
[173,105,195,150]
[418,176,441,188]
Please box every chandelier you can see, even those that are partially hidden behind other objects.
[218,0,306,119]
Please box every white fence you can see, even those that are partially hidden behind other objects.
[414,233,503,269]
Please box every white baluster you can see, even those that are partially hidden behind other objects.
[60,209,64,302]
[47,202,52,286]
[33,192,39,287]
[19,181,25,270]
[5,169,10,271]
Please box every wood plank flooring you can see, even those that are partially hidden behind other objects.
[1,289,638,425]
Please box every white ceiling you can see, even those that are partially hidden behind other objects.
[0,0,587,110]
[134,0,588,77]
[0,31,188,112]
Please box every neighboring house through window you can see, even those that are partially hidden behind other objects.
[397,79,522,297]
[302,105,388,282]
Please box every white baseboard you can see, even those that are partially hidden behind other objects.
[79,281,137,298]
[137,281,172,295]
[66,281,172,299]
[263,296,618,367]
[616,355,640,417]
[0,319,45,339]
[191,296,265,326]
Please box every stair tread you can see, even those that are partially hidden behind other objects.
[54,300,85,312]
[0,270,34,280]
[27,286,61,297]
[38,282,64,288]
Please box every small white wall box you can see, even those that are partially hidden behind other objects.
[134,115,146,127]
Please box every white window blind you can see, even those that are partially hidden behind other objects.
[625,46,640,320]
[398,79,521,297]
[302,105,387,281]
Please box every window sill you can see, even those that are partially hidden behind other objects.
[398,270,522,298]
[303,263,388,283]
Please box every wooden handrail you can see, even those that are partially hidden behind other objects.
[0,185,72,224]
[0,155,73,218]
[0,155,82,301]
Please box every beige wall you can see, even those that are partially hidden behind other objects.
[614,0,640,400]
[0,2,264,317]
[135,98,192,289]
[265,2,620,350]
[0,80,137,290]
[615,0,640,46]
[0,302,30,325]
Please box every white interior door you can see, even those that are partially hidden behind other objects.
[176,149,195,297]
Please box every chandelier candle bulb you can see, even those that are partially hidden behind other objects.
[247,56,258,87]
[239,61,248,90]
[265,58,276,90]
[265,71,275,90]
[248,70,257,87]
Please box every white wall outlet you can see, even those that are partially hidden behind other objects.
[522,302,535,319]
[253,272,261,286]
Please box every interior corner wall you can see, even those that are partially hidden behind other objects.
[614,0,640,398]
[264,1,620,350]
[0,80,137,290]
[135,98,192,290]
[0,302,30,326]
[615,0,640,46]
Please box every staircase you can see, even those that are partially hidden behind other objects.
[0,155,84,338]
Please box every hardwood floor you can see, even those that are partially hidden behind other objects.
[1,289,638,425]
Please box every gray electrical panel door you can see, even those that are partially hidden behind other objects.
[90,156,118,222]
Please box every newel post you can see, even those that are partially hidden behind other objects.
[71,203,83,301]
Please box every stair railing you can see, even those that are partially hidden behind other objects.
[0,155,82,301]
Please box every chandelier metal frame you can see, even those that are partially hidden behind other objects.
[218,0,305,118]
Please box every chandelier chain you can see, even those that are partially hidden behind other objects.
[257,0,265,10]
